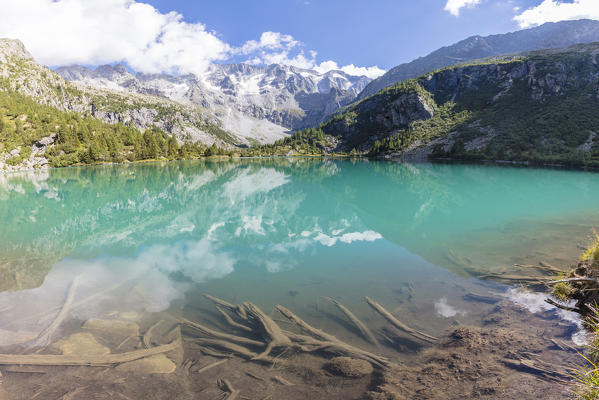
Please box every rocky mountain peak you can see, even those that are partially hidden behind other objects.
[56,61,374,136]
[54,65,92,81]
[94,64,132,79]
[0,39,34,63]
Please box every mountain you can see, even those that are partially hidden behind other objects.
[272,42,599,167]
[357,19,599,101]
[55,63,372,141]
[0,38,252,171]
[0,39,238,144]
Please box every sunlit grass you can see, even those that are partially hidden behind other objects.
[581,232,599,265]
[573,306,599,399]
[553,281,573,301]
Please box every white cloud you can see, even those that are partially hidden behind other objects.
[313,60,385,79]
[313,230,383,247]
[238,35,385,77]
[261,49,318,70]
[0,0,230,76]
[235,31,317,69]
[444,0,482,16]
[0,0,385,78]
[514,0,599,28]
[339,230,383,243]
[238,31,300,54]
[434,297,467,318]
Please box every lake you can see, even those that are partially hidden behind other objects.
[0,159,596,398]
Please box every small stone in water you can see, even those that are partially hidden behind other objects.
[51,332,110,356]
[325,357,373,378]
[115,354,176,374]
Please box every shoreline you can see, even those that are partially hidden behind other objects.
[0,153,357,174]
[4,152,599,175]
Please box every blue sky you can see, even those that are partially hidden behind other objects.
[147,0,543,69]
[0,0,597,78]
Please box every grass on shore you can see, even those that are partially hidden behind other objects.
[573,306,599,399]
[552,233,599,301]
[581,232,599,265]
[558,234,599,398]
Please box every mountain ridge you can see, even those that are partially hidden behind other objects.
[55,61,373,141]
[357,19,599,101]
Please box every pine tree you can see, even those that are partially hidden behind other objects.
[167,135,179,160]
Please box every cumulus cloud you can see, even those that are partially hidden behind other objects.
[313,60,385,79]
[444,0,482,16]
[313,230,383,247]
[0,0,230,76]
[236,31,320,69]
[0,0,384,78]
[238,31,385,77]
[514,0,599,28]
[238,31,301,55]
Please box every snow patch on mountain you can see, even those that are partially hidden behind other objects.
[55,62,374,143]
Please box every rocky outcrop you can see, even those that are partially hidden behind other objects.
[321,84,437,150]
[0,134,55,172]
[0,38,34,62]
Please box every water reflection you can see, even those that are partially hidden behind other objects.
[1,159,599,294]
[1,159,598,350]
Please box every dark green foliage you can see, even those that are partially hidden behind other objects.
[0,88,234,168]
[240,127,331,157]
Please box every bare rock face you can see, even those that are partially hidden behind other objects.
[324,356,373,378]
[0,39,34,63]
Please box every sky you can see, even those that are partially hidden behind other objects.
[0,0,598,78]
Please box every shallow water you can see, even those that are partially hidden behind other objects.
[0,159,598,355]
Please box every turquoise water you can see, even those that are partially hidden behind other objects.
[0,159,598,351]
